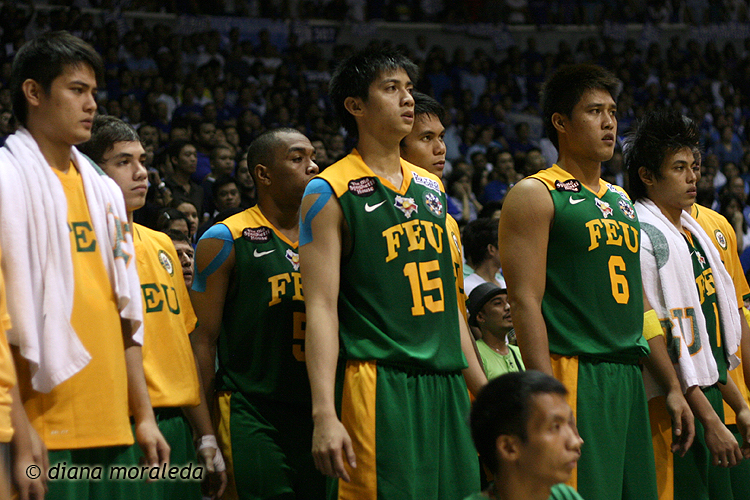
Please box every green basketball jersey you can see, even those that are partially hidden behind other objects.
[686,232,729,383]
[216,206,310,403]
[317,151,466,372]
[529,166,649,362]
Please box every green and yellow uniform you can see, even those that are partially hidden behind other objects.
[316,150,479,500]
[202,205,322,500]
[133,224,202,500]
[526,166,656,500]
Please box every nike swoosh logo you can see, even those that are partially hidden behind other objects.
[254,249,276,258]
[365,200,387,212]
[569,198,585,205]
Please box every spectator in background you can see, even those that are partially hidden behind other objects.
[192,119,218,182]
[156,208,191,238]
[463,217,505,295]
[166,229,195,289]
[468,282,525,378]
[164,140,205,215]
[234,150,256,208]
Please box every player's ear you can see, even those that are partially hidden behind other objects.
[551,112,566,135]
[638,166,654,187]
[496,434,520,461]
[344,97,365,117]
[22,79,42,108]
[255,163,272,186]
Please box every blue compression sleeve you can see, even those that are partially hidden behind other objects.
[300,178,333,246]
[192,224,233,292]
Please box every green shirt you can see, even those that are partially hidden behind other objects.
[463,483,585,500]
[476,339,525,380]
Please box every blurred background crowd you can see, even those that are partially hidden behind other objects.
[3,0,750,270]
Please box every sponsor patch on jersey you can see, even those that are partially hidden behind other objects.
[285,249,300,271]
[394,195,418,218]
[595,198,613,218]
[348,177,377,197]
[618,198,636,220]
[715,229,728,250]
[158,249,174,276]
[554,179,581,192]
[423,191,444,217]
[242,226,271,243]
[607,183,630,201]
[412,171,441,193]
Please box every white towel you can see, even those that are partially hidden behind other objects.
[637,198,741,398]
[0,128,143,393]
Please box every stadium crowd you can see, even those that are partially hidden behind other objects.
[1,3,750,500]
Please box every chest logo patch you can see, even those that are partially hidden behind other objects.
[286,249,300,271]
[618,199,636,220]
[696,250,706,269]
[714,229,728,250]
[595,198,613,218]
[554,179,581,192]
[412,171,441,193]
[158,249,174,276]
[394,195,418,218]
[423,192,444,217]
[348,177,377,197]
[243,226,271,243]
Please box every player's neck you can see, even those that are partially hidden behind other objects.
[474,261,500,284]
[495,473,553,500]
[258,196,300,241]
[556,152,601,192]
[650,198,684,233]
[26,124,73,173]
[356,132,404,183]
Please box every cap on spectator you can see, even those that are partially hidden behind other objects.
[468,282,507,327]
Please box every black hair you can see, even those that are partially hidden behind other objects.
[163,228,191,245]
[210,144,234,163]
[540,64,620,150]
[329,46,419,137]
[462,217,499,268]
[245,127,300,185]
[413,91,445,123]
[471,371,568,472]
[155,207,189,233]
[212,175,238,199]
[624,109,700,201]
[78,115,140,165]
[11,31,104,127]
[166,139,194,166]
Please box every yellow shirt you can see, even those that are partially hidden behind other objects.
[134,224,200,408]
[691,204,750,424]
[446,214,468,321]
[0,246,15,442]
[15,163,133,449]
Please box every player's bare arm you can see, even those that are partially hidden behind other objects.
[123,331,170,468]
[9,382,47,500]
[189,236,236,405]
[299,191,357,482]
[641,294,695,456]
[717,371,750,459]
[498,178,554,375]
[458,311,487,396]
[684,383,742,467]
[742,308,750,397]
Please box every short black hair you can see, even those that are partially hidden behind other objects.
[624,108,700,201]
[329,46,418,137]
[462,217,499,268]
[78,115,140,165]
[471,371,568,472]
[540,64,619,149]
[166,140,194,166]
[413,91,445,123]
[245,127,300,185]
[164,228,191,245]
[212,175,238,199]
[11,31,104,127]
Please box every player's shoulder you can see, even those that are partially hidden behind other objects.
[134,222,172,249]
[527,164,579,192]
[316,151,370,196]
[219,206,266,239]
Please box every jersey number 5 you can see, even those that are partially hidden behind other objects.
[293,311,306,361]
